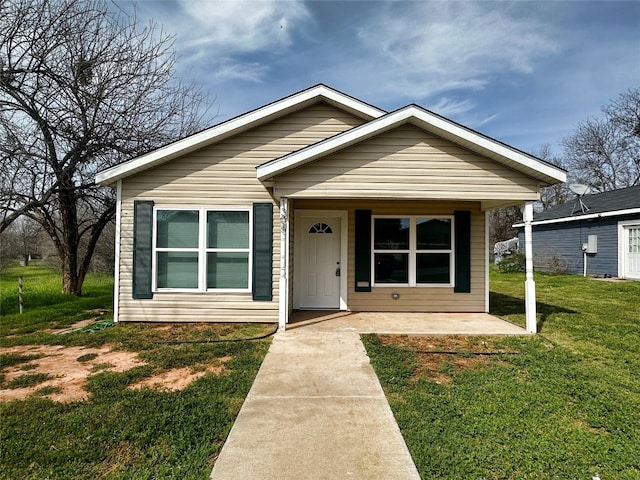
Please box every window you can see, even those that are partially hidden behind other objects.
[154,208,251,292]
[372,216,453,286]
[308,222,333,234]
[206,211,250,289]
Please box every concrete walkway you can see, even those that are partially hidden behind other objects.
[210,330,421,480]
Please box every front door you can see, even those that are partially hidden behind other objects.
[295,216,341,309]
[624,225,640,279]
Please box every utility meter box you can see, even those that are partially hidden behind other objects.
[586,235,598,254]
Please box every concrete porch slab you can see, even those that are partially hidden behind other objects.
[287,311,527,335]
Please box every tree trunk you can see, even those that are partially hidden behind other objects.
[61,262,81,295]
[58,174,83,296]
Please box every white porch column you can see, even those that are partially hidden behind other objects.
[278,197,290,332]
[523,201,537,333]
[113,179,122,323]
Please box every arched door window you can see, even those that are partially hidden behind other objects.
[308,222,333,234]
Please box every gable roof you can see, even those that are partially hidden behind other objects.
[521,185,640,226]
[256,104,567,186]
[95,84,386,186]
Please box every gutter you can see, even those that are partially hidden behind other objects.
[513,207,640,228]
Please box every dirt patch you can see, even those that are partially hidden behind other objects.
[0,345,144,402]
[411,352,504,385]
[129,360,229,392]
[378,335,511,385]
[1,345,232,402]
[378,334,504,353]
[43,310,110,334]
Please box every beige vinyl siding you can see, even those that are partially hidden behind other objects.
[117,103,365,323]
[293,199,486,313]
[275,124,540,201]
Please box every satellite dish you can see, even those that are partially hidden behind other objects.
[569,184,591,214]
[569,183,591,196]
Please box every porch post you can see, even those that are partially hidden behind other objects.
[523,201,537,333]
[278,197,289,332]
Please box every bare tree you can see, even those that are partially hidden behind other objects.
[0,216,45,270]
[603,87,640,137]
[0,0,209,295]
[562,88,640,192]
[489,206,521,247]
[489,144,568,247]
[533,144,570,210]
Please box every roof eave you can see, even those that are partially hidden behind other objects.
[257,106,568,185]
[95,84,386,186]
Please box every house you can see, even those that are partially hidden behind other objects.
[95,85,566,332]
[515,185,640,279]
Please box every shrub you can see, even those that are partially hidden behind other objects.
[496,253,525,273]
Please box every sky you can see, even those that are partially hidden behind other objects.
[115,0,640,157]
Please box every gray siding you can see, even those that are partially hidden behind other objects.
[518,213,639,276]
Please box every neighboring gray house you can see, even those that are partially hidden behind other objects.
[515,185,640,279]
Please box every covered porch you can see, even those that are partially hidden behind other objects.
[258,106,567,335]
[287,310,527,335]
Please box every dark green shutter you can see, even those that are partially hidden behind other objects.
[355,209,372,292]
[133,200,154,299]
[252,202,273,301]
[454,210,471,293]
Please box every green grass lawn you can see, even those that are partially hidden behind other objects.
[0,262,273,479]
[1,262,114,336]
[363,269,640,479]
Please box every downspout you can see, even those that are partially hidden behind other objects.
[523,202,537,333]
[278,197,289,332]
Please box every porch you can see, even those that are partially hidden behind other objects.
[287,310,527,335]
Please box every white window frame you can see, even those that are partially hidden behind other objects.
[371,215,454,288]
[152,206,252,293]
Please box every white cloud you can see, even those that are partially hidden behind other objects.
[425,97,497,128]
[208,59,269,83]
[178,1,310,54]
[357,2,559,98]
[427,97,475,117]
[139,0,311,85]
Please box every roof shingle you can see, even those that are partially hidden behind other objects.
[534,185,640,221]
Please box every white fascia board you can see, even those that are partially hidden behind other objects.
[512,207,640,228]
[406,109,567,185]
[314,85,386,119]
[96,85,386,186]
[257,105,567,184]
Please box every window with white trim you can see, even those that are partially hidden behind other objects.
[154,208,251,292]
[372,216,453,286]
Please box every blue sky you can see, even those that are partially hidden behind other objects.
[118,0,639,157]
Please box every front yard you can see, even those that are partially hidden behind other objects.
[2,263,639,479]
[0,263,273,480]
[364,269,640,479]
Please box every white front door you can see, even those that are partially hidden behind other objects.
[295,216,341,309]
[624,225,640,279]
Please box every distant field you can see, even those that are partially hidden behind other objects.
[0,262,114,336]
